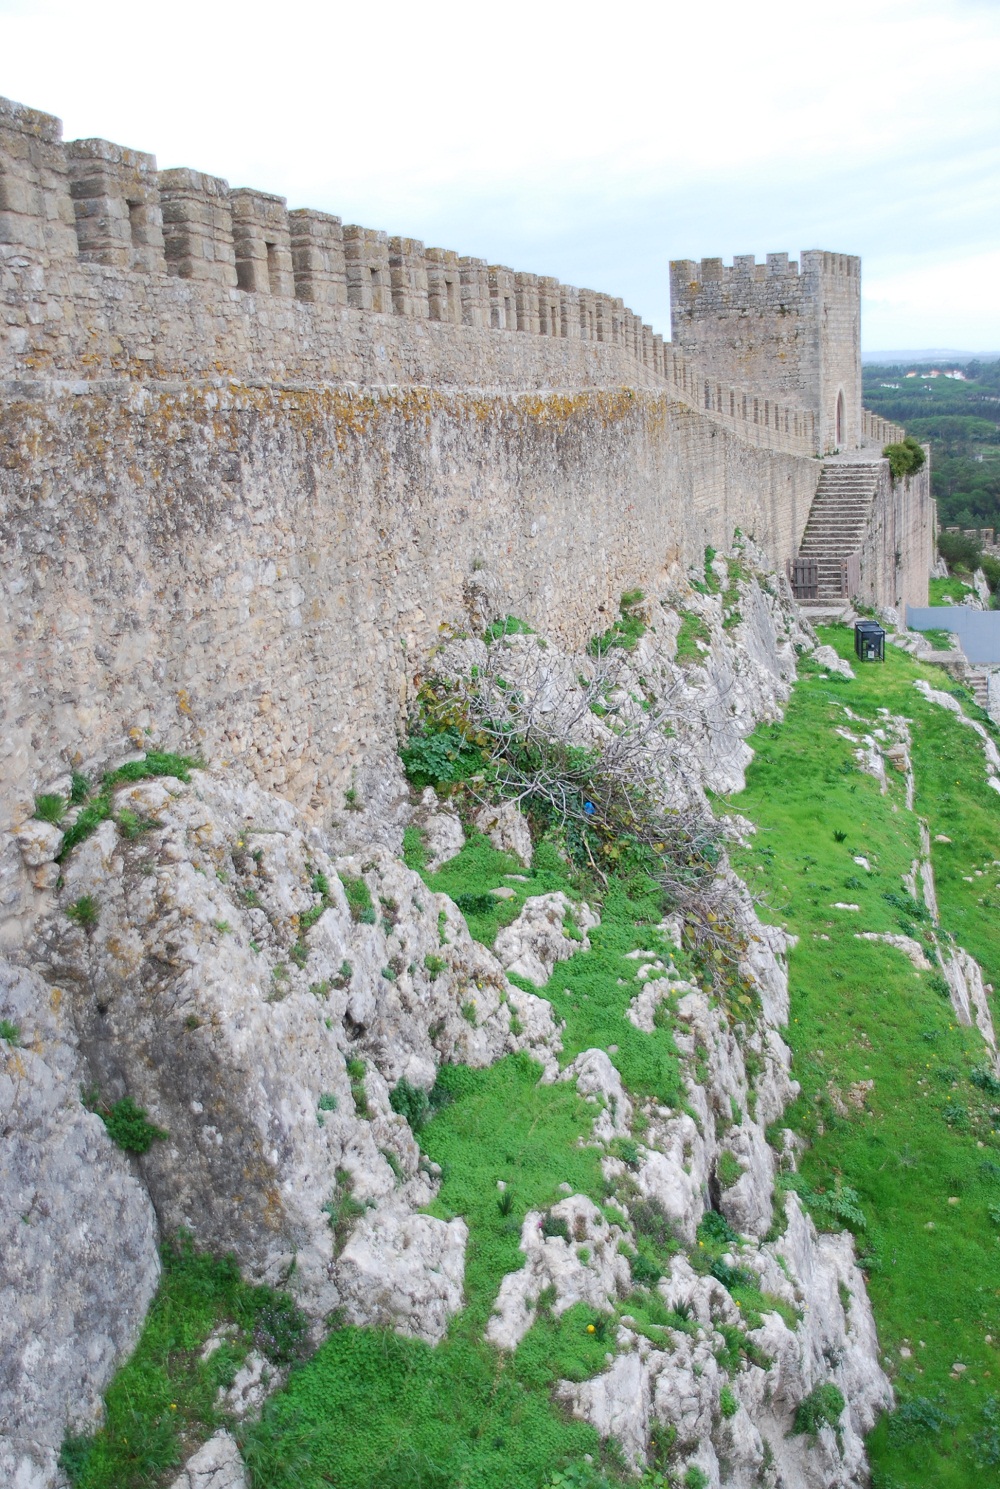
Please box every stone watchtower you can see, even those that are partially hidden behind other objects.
[669,251,862,455]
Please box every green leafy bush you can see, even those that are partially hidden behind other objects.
[937,528,983,572]
[887,1394,956,1445]
[971,1395,1000,1467]
[541,1213,571,1242]
[454,892,498,916]
[883,436,926,480]
[390,1077,432,1132]
[629,1251,663,1286]
[698,1209,740,1248]
[792,1382,845,1438]
[0,1018,21,1044]
[95,1095,168,1154]
[400,729,483,790]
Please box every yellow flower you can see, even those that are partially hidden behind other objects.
[170,1403,177,1411]
[586,1324,595,1334]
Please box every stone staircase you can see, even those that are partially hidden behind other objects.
[795,461,880,600]
[967,670,990,711]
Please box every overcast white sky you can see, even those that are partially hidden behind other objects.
[2,0,998,352]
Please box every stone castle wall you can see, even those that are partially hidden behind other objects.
[0,91,929,950]
[859,459,934,613]
[0,376,823,949]
[669,252,863,454]
[1,93,822,459]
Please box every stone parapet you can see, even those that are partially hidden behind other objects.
[159,168,237,286]
[459,257,490,329]
[388,237,430,319]
[66,137,164,272]
[343,225,392,314]
[487,265,517,331]
[230,189,294,298]
[289,209,347,307]
[426,247,462,325]
[0,95,77,265]
[0,90,851,468]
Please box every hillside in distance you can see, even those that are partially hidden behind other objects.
[863,360,1000,533]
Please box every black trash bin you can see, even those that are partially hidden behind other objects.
[854,618,885,663]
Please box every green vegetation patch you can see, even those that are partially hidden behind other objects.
[883,436,927,480]
[59,1233,308,1489]
[58,752,201,859]
[587,590,647,656]
[674,611,711,666]
[728,624,1000,1485]
[929,576,974,606]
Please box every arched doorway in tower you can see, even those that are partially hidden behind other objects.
[836,390,845,447]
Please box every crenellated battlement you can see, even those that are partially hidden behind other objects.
[0,93,668,372]
[669,247,863,454]
[672,250,860,289]
[1,92,880,465]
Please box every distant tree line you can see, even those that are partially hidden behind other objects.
[863,359,1000,533]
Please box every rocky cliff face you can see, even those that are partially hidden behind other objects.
[1,548,893,1488]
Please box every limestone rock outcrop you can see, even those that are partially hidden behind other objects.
[31,772,558,1327]
[0,961,159,1489]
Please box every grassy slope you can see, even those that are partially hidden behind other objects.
[245,843,692,1489]
[727,626,1000,1485]
[66,619,1000,1488]
[929,576,975,605]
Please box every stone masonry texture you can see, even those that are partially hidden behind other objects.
[0,91,932,951]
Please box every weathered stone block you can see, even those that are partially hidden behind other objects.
[289,208,346,306]
[67,137,164,272]
[159,167,237,285]
[231,188,294,297]
[343,225,391,313]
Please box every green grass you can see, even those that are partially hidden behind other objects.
[674,611,711,666]
[58,752,201,859]
[75,624,1000,1487]
[242,1054,613,1489]
[98,822,694,1489]
[919,627,958,651]
[422,831,559,947]
[59,1234,309,1489]
[929,576,975,605]
[727,626,1000,1486]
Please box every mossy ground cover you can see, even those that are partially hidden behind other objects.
[60,1235,309,1489]
[727,625,1000,1486]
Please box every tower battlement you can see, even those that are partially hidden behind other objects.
[669,250,862,454]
